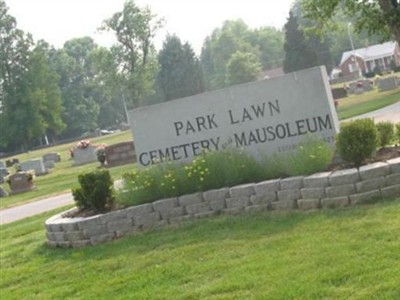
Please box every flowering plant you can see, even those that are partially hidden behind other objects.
[77,139,91,149]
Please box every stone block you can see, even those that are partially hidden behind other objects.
[82,225,108,238]
[49,232,66,242]
[329,168,360,186]
[99,210,128,224]
[77,216,103,230]
[90,234,114,246]
[356,177,386,193]
[168,215,192,225]
[222,207,244,215]
[115,227,140,238]
[300,188,325,199]
[229,183,255,197]
[20,159,47,176]
[303,172,331,188]
[298,199,320,210]
[159,207,186,220]
[321,196,349,209]
[203,188,229,202]
[186,202,211,215]
[209,198,226,212]
[141,220,168,231]
[386,173,400,186]
[194,211,218,219]
[325,184,355,198]
[254,179,280,195]
[126,203,153,218]
[65,231,85,242]
[270,200,297,210]
[134,211,161,227]
[350,190,381,205]
[178,193,203,206]
[153,197,178,212]
[245,205,268,213]
[277,189,301,201]
[225,196,249,209]
[280,176,303,190]
[106,219,133,233]
[380,184,400,198]
[250,193,276,205]
[387,157,400,174]
[359,162,389,181]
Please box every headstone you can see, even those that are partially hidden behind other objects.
[72,145,97,166]
[331,88,347,100]
[0,167,9,184]
[361,79,372,92]
[42,153,61,163]
[20,159,47,176]
[105,141,137,168]
[7,172,35,194]
[378,76,399,91]
[44,160,56,169]
[130,66,340,168]
[347,82,357,94]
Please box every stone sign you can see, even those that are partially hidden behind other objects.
[105,141,136,168]
[130,66,340,168]
[72,146,97,166]
[43,153,61,163]
[8,172,35,194]
[20,159,47,176]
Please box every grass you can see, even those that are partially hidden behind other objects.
[1,198,400,299]
[336,88,399,120]
[0,131,135,209]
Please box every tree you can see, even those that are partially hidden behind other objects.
[226,51,262,85]
[157,35,204,101]
[301,0,400,44]
[283,11,318,73]
[100,0,163,108]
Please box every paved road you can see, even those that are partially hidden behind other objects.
[1,102,399,225]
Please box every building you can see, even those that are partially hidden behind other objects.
[339,41,400,76]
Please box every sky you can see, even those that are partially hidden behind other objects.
[5,0,295,54]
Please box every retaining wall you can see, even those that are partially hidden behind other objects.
[45,158,400,248]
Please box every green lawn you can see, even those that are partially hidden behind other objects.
[0,131,135,209]
[1,198,399,299]
[336,88,400,120]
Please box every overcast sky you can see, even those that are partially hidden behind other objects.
[6,0,295,54]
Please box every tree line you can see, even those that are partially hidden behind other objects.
[1,0,397,152]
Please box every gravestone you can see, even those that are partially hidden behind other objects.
[105,141,137,168]
[44,160,56,170]
[20,159,47,176]
[7,172,35,194]
[43,153,61,163]
[0,167,9,184]
[361,79,372,92]
[347,82,357,94]
[378,76,399,91]
[72,146,97,166]
[130,66,340,168]
[331,88,347,100]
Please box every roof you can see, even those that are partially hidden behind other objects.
[340,41,397,65]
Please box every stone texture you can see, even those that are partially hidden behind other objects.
[321,196,349,209]
[350,190,381,205]
[178,193,203,206]
[254,179,280,195]
[303,172,331,188]
[245,205,268,213]
[158,207,186,220]
[77,216,103,230]
[229,184,255,197]
[152,198,178,213]
[300,188,325,199]
[387,157,400,174]
[126,203,153,218]
[222,207,244,215]
[271,200,297,210]
[277,189,301,201]
[225,196,249,209]
[329,168,360,186]
[325,184,355,198]
[194,211,218,219]
[359,162,389,181]
[168,215,192,225]
[386,173,400,186]
[203,188,229,202]
[90,234,114,246]
[134,211,161,227]
[65,231,84,242]
[99,210,128,224]
[106,219,133,233]
[186,203,211,215]
[83,225,108,238]
[380,184,400,198]
[250,193,276,205]
[356,177,386,193]
[209,198,226,212]
[280,176,303,190]
[297,199,320,210]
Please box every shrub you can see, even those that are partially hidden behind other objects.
[336,119,377,167]
[395,123,400,145]
[375,121,394,148]
[72,169,115,212]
